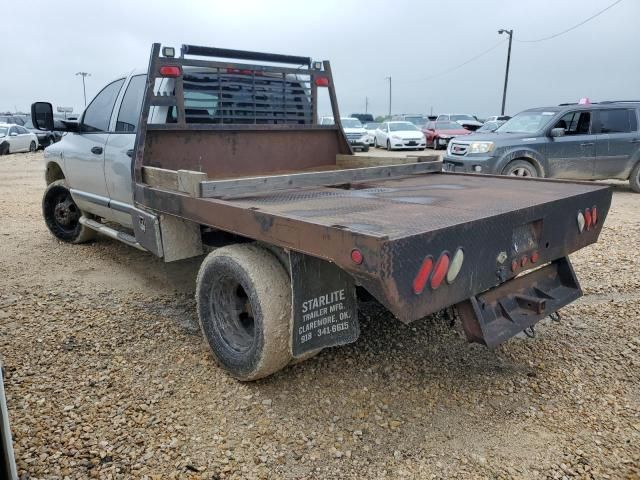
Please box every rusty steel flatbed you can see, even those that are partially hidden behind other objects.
[136,170,611,324]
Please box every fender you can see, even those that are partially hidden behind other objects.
[495,147,548,177]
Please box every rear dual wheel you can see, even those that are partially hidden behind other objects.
[196,244,293,381]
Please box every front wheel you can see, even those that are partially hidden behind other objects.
[196,244,292,381]
[431,138,439,150]
[361,145,369,152]
[373,138,379,148]
[386,140,392,151]
[29,141,36,152]
[42,180,96,243]
[502,160,538,178]
[630,162,640,193]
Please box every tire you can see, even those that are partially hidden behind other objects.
[29,141,36,152]
[0,142,8,155]
[432,137,439,150]
[386,140,391,151]
[373,138,379,148]
[196,244,292,381]
[42,179,96,243]
[630,162,640,193]
[502,160,538,177]
[361,145,370,153]
[418,148,426,151]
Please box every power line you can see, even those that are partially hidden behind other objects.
[401,40,507,84]
[516,0,624,43]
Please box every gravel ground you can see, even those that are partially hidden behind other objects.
[0,151,638,479]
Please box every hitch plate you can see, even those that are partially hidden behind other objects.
[456,257,581,348]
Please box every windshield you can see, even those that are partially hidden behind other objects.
[341,118,363,128]
[364,123,380,130]
[436,121,463,130]
[0,127,6,137]
[390,122,418,131]
[497,111,556,134]
[450,114,475,122]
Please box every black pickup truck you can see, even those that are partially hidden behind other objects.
[31,43,612,380]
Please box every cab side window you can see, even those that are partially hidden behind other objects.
[81,79,125,133]
[554,111,592,135]
[597,109,637,133]
[116,75,147,133]
[9,126,18,135]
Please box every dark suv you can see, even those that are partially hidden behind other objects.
[443,101,640,192]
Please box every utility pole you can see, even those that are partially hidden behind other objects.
[365,96,369,114]
[498,29,513,116]
[76,72,91,107]
[385,76,392,119]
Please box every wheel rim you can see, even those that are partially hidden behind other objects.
[50,190,81,232]
[210,277,256,353]
[509,167,534,177]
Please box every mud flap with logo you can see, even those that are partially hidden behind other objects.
[289,251,359,358]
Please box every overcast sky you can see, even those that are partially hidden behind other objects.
[3,0,638,118]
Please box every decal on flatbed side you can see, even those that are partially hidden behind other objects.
[289,251,359,357]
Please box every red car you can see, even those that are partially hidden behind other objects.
[422,120,471,150]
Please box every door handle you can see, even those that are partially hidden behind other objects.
[126,149,134,158]
[580,142,594,147]
[91,146,103,155]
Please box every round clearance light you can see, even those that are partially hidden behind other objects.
[446,248,464,284]
[430,252,450,290]
[577,211,585,233]
[350,249,363,265]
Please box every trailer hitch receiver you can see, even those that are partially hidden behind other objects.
[455,257,581,348]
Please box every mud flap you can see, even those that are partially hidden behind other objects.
[456,257,581,348]
[289,251,359,358]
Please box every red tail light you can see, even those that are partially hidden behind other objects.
[350,249,363,265]
[591,206,597,225]
[315,77,330,87]
[430,253,450,290]
[584,208,593,230]
[159,65,181,77]
[530,251,540,263]
[412,256,433,295]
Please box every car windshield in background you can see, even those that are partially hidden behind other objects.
[342,119,363,128]
[0,127,7,137]
[436,122,463,130]
[450,115,475,121]
[404,117,425,125]
[390,122,418,131]
[364,123,380,130]
[496,111,556,134]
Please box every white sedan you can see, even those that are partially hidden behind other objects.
[374,121,426,150]
[0,124,38,154]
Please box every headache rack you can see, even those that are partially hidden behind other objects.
[133,43,355,185]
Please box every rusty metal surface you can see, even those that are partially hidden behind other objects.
[136,173,612,324]
[144,128,349,178]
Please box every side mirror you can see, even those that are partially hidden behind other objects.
[31,102,54,130]
[550,128,565,137]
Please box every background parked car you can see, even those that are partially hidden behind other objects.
[0,115,25,126]
[341,117,369,152]
[442,101,640,192]
[392,114,428,129]
[436,113,483,131]
[23,116,59,148]
[476,120,507,133]
[0,124,38,154]
[422,120,471,149]
[364,122,380,145]
[374,121,426,150]
[485,115,511,123]
[351,113,374,123]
